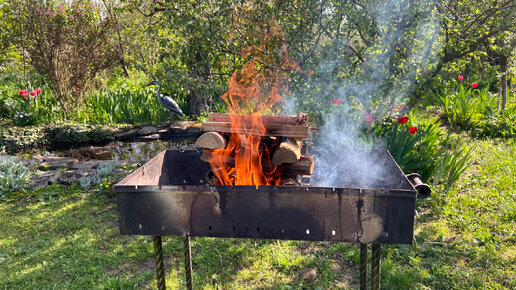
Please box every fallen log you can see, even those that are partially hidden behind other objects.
[195,132,228,149]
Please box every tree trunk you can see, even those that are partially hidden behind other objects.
[499,54,508,112]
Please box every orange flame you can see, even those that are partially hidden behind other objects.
[210,45,301,186]
[209,6,302,186]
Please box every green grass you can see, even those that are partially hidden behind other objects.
[1,137,514,289]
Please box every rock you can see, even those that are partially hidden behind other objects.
[170,121,190,133]
[70,160,101,170]
[138,126,158,136]
[188,122,203,133]
[38,156,79,170]
[33,154,45,163]
[158,128,169,134]
[29,172,55,188]
[58,170,86,185]
[300,268,318,282]
[116,128,139,140]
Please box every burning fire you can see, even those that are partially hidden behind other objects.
[209,43,301,186]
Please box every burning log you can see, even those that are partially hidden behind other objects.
[271,137,302,166]
[283,155,314,175]
[200,151,314,176]
[209,113,309,126]
[195,132,228,149]
[201,122,308,138]
[280,175,301,187]
[197,113,313,186]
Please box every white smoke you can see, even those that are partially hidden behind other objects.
[285,0,441,188]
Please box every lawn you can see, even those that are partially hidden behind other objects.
[1,137,514,289]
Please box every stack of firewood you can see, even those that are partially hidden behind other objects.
[195,113,314,186]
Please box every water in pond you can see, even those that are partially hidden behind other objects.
[51,137,198,162]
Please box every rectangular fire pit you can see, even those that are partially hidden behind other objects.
[114,148,428,289]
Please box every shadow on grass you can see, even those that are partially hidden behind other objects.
[1,184,447,290]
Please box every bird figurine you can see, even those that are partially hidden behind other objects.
[146,80,185,118]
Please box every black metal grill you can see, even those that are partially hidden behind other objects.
[114,148,429,289]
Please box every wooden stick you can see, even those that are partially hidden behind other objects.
[195,132,228,149]
[281,175,301,186]
[201,122,308,138]
[272,138,302,166]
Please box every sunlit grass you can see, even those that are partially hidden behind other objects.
[0,138,514,289]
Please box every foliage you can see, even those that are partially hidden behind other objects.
[79,161,119,194]
[0,155,31,196]
[435,79,515,138]
[83,86,185,124]
[20,0,119,112]
[367,114,473,187]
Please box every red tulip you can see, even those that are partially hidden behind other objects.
[458,75,463,81]
[471,82,478,88]
[36,88,42,94]
[331,98,343,104]
[409,126,418,134]
[22,93,28,98]
[30,90,37,96]
[365,114,375,124]
[397,116,409,124]
[19,90,24,95]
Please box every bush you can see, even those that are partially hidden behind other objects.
[0,156,31,195]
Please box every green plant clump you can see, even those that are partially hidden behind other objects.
[0,155,31,196]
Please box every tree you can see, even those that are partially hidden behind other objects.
[20,0,120,113]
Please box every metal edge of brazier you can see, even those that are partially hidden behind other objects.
[114,149,418,244]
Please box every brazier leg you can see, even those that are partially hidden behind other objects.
[184,235,194,290]
[152,236,166,290]
[371,244,381,290]
[360,243,368,290]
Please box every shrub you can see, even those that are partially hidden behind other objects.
[79,161,119,194]
[0,156,31,195]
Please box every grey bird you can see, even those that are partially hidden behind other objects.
[146,80,185,118]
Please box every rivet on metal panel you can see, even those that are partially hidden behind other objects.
[139,224,142,230]
[332,230,336,236]
[200,179,204,184]
[306,229,310,235]
[384,232,389,237]
[161,225,165,230]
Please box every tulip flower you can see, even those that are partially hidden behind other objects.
[458,75,463,81]
[397,116,409,124]
[36,88,42,94]
[409,126,418,134]
[30,91,37,96]
[471,82,478,88]
[365,114,375,124]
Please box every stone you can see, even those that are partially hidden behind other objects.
[116,128,139,139]
[29,172,55,188]
[170,121,190,133]
[138,126,158,136]
[57,170,86,185]
[70,160,101,170]
[300,268,318,282]
[158,128,169,134]
[38,156,79,170]
[187,122,203,133]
